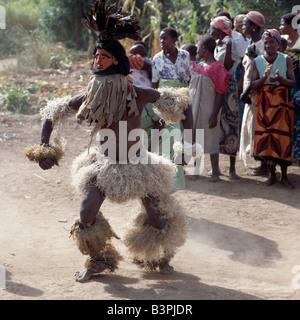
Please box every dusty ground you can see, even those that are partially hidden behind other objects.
[1,60,300,301]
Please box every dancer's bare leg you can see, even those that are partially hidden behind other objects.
[142,195,166,229]
[75,180,106,283]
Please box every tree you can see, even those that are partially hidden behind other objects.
[225,0,297,28]
[39,0,95,50]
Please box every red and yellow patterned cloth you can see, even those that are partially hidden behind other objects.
[128,53,144,70]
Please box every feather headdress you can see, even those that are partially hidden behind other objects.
[81,0,141,42]
[77,0,141,138]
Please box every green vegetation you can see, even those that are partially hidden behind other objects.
[0,0,298,114]
[0,83,41,114]
[0,0,297,59]
[39,0,94,50]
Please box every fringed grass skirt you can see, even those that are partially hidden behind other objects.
[71,148,177,202]
[71,147,188,269]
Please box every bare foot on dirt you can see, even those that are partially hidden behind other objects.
[209,176,220,182]
[75,268,94,283]
[264,176,277,186]
[229,172,240,180]
[159,262,174,275]
[280,178,295,189]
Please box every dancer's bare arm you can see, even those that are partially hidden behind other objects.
[134,86,160,113]
[39,92,85,170]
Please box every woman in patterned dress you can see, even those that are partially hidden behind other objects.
[251,29,295,188]
[151,27,192,191]
[280,13,300,164]
[210,16,240,179]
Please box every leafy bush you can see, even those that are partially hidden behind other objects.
[39,0,94,50]
[0,83,41,114]
[49,42,70,69]
[0,0,42,58]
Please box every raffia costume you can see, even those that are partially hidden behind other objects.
[68,76,189,273]
[24,0,190,274]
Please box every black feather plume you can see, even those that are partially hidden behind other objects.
[81,0,141,41]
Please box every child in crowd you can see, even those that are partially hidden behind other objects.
[128,42,152,87]
[127,43,162,154]
[182,44,198,62]
[279,37,288,53]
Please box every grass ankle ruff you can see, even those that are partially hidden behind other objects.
[123,195,188,269]
[24,141,64,163]
[133,256,172,272]
[84,244,123,274]
[70,211,120,258]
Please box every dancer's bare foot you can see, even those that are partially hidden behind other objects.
[280,178,295,189]
[159,262,174,275]
[75,268,94,283]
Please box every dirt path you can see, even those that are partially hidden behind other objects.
[0,113,300,301]
[1,60,300,301]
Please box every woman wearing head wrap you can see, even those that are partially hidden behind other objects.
[234,14,247,38]
[239,11,267,174]
[251,29,295,188]
[280,13,300,162]
[217,11,250,58]
[210,15,240,179]
[242,10,266,59]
